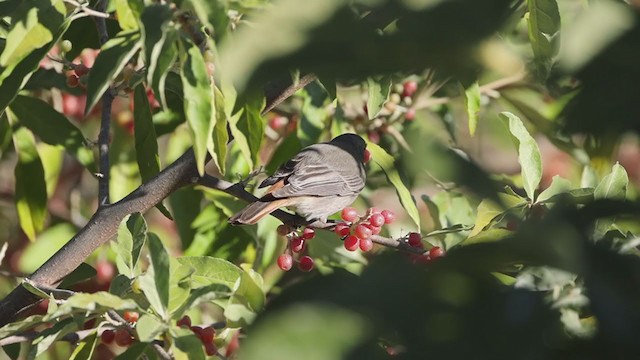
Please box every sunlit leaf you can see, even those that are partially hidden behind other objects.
[137,314,166,342]
[594,162,628,200]
[366,76,391,120]
[463,81,480,136]
[366,142,421,230]
[176,256,243,289]
[114,0,140,30]
[114,213,147,278]
[501,112,542,201]
[527,0,561,79]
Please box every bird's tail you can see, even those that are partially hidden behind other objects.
[229,198,292,225]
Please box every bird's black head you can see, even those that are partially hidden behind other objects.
[329,133,367,163]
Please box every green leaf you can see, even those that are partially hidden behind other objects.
[237,94,266,166]
[38,143,63,198]
[168,261,194,314]
[140,4,177,109]
[59,263,97,289]
[0,0,65,73]
[298,90,326,147]
[114,342,148,360]
[176,256,243,289]
[266,132,302,174]
[11,125,47,241]
[366,76,391,120]
[366,142,421,230]
[109,274,132,296]
[0,314,44,338]
[114,213,147,278]
[85,29,142,115]
[228,110,254,168]
[69,331,98,360]
[465,228,513,245]
[537,175,573,203]
[114,0,139,30]
[48,292,136,318]
[237,304,369,360]
[501,112,542,201]
[179,39,214,175]
[594,162,628,200]
[468,193,527,238]
[172,284,230,318]
[136,314,166,343]
[32,318,76,357]
[527,0,561,80]
[133,84,161,182]
[232,267,265,312]
[148,233,171,312]
[173,329,206,360]
[9,95,95,170]
[210,86,229,173]
[463,81,481,136]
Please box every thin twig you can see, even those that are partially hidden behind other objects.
[261,73,317,116]
[64,0,111,19]
[93,0,113,206]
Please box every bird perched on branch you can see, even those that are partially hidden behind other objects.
[229,133,369,225]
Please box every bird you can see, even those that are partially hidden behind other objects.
[229,133,368,225]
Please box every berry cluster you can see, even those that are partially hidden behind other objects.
[335,207,395,252]
[405,232,446,263]
[276,225,316,272]
[366,79,420,144]
[99,311,139,347]
[177,315,218,356]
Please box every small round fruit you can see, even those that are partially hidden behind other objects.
[277,254,293,271]
[381,210,395,224]
[114,329,133,347]
[298,256,314,272]
[359,238,373,252]
[341,207,358,222]
[429,246,445,259]
[302,227,315,240]
[405,108,416,121]
[96,260,115,285]
[407,232,422,248]
[204,341,218,356]
[268,116,288,130]
[369,213,385,227]
[355,224,372,240]
[403,80,418,97]
[177,315,191,328]
[344,235,359,251]
[100,329,115,344]
[66,74,79,88]
[366,224,381,235]
[334,222,351,237]
[290,237,305,253]
[200,326,216,344]
[60,40,73,53]
[123,311,139,323]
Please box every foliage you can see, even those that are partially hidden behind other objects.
[1,0,640,359]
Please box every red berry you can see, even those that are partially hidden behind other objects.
[225,332,240,357]
[268,116,288,130]
[177,315,191,328]
[298,256,314,272]
[367,131,380,144]
[204,341,218,356]
[369,213,385,227]
[334,222,351,237]
[277,254,293,271]
[101,329,115,344]
[405,108,416,121]
[276,224,291,236]
[359,238,373,252]
[302,227,315,240]
[363,149,372,163]
[366,224,382,235]
[408,232,422,248]
[402,80,418,97]
[123,311,139,323]
[290,237,305,253]
[381,210,395,224]
[66,74,79,88]
[369,207,381,214]
[96,260,115,285]
[200,326,215,344]
[355,224,372,240]
[344,235,359,251]
[114,329,133,347]
[429,246,445,259]
[191,326,203,339]
[341,207,358,222]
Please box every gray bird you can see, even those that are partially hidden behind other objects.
[229,133,368,224]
